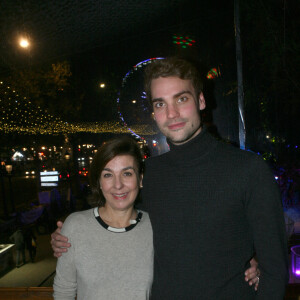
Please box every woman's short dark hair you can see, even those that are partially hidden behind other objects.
[89,136,144,207]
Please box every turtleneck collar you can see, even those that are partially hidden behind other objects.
[166,126,218,162]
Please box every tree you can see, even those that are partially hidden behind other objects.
[4,61,84,121]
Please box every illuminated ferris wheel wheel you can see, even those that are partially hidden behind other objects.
[117,57,164,139]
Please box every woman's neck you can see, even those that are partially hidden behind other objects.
[98,206,137,228]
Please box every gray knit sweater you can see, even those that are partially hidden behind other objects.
[53,208,153,300]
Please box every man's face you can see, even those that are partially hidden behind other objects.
[150,76,206,145]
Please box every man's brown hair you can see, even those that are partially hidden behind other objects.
[144,57,204,100]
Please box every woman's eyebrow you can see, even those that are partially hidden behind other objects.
[102,166,134,172]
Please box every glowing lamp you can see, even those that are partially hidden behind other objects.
[5,164,12,174]
[19,38,29,48]
[291,246,300,277]
[64,151,71,160]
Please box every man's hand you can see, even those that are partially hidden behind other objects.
[245,257,260,291]
[50,221,71,258]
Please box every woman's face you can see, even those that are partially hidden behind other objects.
[100,155,142,212]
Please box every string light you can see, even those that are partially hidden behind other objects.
[0,81,157,136]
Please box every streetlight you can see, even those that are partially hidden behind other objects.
[64,151,71,161]
[19,38,30,49]
[5,163,15,212]
[5,164,12,174]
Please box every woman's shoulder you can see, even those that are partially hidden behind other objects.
[62,208,94,233]
[138,210,152,226]
[138,209,149,217]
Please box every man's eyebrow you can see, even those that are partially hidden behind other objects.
[151,97,163,103]
[173,90,193,98]
[151,90,193,103]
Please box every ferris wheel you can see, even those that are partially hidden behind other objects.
[117,57,164,139]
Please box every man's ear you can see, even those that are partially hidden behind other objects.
[198,92,206,111]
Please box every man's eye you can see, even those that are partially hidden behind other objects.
[154,102,164,108]
[178,96,188,103]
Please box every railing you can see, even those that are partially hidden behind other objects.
[0,287,53,299]
[0,285,299,299]
[285,284,300,300]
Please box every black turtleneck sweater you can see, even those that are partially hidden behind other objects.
[141,128,288,299]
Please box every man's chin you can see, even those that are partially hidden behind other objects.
[167,134,190,145]
[165,127,202,145]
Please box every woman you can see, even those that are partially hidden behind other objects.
[53,136,153,299]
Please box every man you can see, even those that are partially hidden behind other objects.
[52,57,288,298]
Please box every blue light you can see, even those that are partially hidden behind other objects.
[117,57,165,139]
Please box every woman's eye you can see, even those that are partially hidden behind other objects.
[103,173,112,178]
[124,172,133,176]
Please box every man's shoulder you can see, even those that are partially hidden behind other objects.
[216,142,274,178]
[145,151,170,168]
[216,140,262,161]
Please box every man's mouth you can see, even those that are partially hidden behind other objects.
[167,122,185,130]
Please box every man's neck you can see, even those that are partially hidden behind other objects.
[169,125,203,146]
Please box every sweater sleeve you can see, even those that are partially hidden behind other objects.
[245,156,289,299]
[53,216,77,300]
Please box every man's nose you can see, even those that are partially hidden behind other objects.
[166,104,180,119]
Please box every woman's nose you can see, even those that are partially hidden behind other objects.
[114,176,124,189]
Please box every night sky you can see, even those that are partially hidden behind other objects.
[0,0,299,157]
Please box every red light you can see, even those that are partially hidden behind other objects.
[84,173,87,176]
[144,155,147,159]
[59,175,62,179]
[83,168,85,170]
[67,174,70,178]
[78,149,81,151]
[79,171,82,174]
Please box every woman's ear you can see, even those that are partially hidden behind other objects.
[139,174,144,188]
